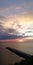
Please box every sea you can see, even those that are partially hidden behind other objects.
[0,40,33,65]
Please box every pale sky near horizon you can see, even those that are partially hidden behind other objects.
[0,0,33,40]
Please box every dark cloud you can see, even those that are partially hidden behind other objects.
[0,31,22,40]
[6,28,15,33]
[0,26,33,40]
[0,34,22,40]
[0,26,23,40]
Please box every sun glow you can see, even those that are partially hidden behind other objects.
[18,39,23,42]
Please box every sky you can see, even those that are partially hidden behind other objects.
[0,0,33,40]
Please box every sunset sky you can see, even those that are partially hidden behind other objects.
[0,0,33,40]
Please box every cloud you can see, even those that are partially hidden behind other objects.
[0,23,33,40]
[0,0,33,16]
[0,16,6,21]
[0,5,22,13]
[0,11,33,40]
[0,0,33,40]
[0,0,33,15]
[0,12,33,30]
[0,25,23,40]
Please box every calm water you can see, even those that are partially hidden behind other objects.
[0,40,33,65]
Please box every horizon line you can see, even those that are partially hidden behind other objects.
[0,38,33,42]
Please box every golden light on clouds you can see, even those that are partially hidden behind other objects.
[17,15,33,23]
[0,14,33,31]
